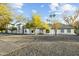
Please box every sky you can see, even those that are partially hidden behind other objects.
[9,3,79,24]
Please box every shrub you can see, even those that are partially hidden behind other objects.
[9,27,17,31]
[38,33,44,35]
[74,29,79,35]
[46,29,50,33]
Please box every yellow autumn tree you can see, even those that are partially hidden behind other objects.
[29,14,42,34]
[42,22,50,33]
[41,22,49,30]
[0,3,12,32]
[32,14,42,29]
[52,22,62,35]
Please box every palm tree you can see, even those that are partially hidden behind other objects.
[49,13,57,35]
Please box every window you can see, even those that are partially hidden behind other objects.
[61,29,64,33]
[67,29,71,33]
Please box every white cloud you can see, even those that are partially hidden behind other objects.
[9,3,24,14]
[14,3,24,9]
[49,3,59,11]
[32,9,37,13]
[48,3,77,24]
[55,12,62,15]
[49,3,77,16]
[17,9,23,13]
[62,4,77,12]
[50,3,59,7]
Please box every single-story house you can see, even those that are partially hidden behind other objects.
[7,24,76,35]
[48,24,75,35]
[23,24,76,35]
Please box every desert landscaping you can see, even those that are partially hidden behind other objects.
[0,3,79,56]
[0,35,79,56]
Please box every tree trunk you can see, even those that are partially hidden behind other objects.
[5,25,8,34]
[22,26,24,34]
[35,28,37,35]
[54,29,57,36]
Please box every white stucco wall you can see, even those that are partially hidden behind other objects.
[71,29,75,35]
[15,27,76,35]
[24,29,31,34]
[46,29,76,35]
[57,29,75,35]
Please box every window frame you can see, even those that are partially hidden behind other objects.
[61,29,64,33]
[67,29,71,33]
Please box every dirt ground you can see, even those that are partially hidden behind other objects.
[0,35,79,56]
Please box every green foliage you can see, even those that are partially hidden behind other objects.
[74,29,79,35]
[46,29,50,33]
[39,22,49,31]
[9,26,17,31]
[24,14,50,34]
[0,27,6,32]
[73,21,79,35]
[25,22,32,29]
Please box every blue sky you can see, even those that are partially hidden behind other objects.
[10,3,79,23]
[22,3,50,21]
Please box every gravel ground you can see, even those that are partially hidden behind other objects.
[0,35,79,56]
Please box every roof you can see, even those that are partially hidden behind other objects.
[61,24,73,29]
[48,24,74,29]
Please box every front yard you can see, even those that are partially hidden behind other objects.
[0,35,79,56]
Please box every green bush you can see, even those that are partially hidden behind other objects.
[9,27,17,31]
[0,28,6,31]
[38,32,44,35]
[74,29,79,35]
[46,29,50,33]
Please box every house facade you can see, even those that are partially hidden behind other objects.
[23,24,75,35]
[47,24,75,35]
[7,24,76,35]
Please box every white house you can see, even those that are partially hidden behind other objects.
[7,24,76,35]
[23,24,76,35]
[48,24,75,35]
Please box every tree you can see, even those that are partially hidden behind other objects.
[41,22,49,30]
[31,14,42,34]
[16,14,27,24]
[63,9,79,35]
[43,22,50,33]
[73,20,79,35]
[0,4,12,33]
[52,22,62,35]
[73,20,79,29]
[16,14,28,34]
[24,20,33,31]
[39,22,50,34]
[32,14,42,28]
[63,9,79,26]
[9,24,17,33]
[25,14,49,34]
